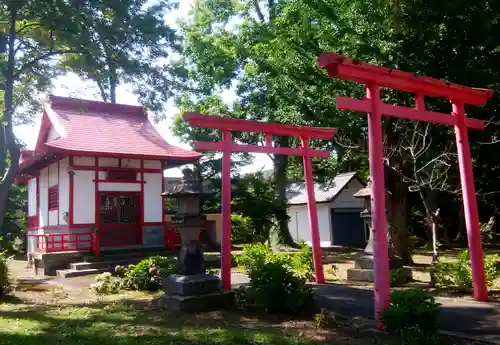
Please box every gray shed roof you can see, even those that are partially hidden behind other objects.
[286,172,359,205]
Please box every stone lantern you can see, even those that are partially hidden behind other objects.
[347,177,411,282]
[157,168,233,311]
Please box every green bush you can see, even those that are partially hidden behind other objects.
[380,289,440,345]
[390,268,411,287]
[231,214,255,243]
[91,256,177,294]
[248,261,312,314]
[0,235,24,255]
[236,242,314,282]
[290,241,315,281]
[432,250,500,292]
[0,252,9,299]
[235,243,313,314]
[91,272,122,294]
[121,256,177,291]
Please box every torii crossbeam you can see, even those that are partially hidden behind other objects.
[184,112,337,289]
[318,52,494,327]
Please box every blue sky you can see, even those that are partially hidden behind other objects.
[13,0,273,177]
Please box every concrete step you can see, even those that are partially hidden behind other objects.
[56,268,109,278]
[69,258,143,271]
[82,249,174,263]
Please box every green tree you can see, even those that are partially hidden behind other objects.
[0,0,91,232]
[58,0,181,119]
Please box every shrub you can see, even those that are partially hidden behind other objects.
[380,288,440,345]
[314,308,338,329]
[91,256,177,294]
[90,272,122,294]
[231,214,255,243]
[235,243,313,314]
[235,243,273,274]
[248,261,312,314]
[390,268,411,287]
[122,256,177,291]
[235,242,314,282]
[0,253,9,299]
[289,241,314,281]
[432,250,500,292]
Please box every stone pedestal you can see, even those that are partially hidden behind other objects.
[346,225,411,282]
[347,254,412,282]
[157,274,234,312]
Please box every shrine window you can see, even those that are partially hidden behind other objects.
[48,185,58,210]
[108,170,137,181]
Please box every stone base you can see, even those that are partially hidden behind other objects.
[347,266,412,283]
[347,268,374,282]
[30,251,88,276]
[159,273,234,312]
[156,290,235,312]
[163,274,221,296]
[354,254,404,270]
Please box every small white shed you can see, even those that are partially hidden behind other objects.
[286,172,367,248]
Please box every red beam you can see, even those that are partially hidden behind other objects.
[193,141,331,158]
[319,52,494,106]
[336,96,485,130]
[184,112,337,140]
[71,165,161,173]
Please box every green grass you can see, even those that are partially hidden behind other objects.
[0,296,310,345]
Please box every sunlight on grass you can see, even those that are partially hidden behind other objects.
[0,295,311,345]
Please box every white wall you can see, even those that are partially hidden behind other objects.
[287,203,332,247]
[330,179,365,209]
[98,182,141,192]
[48,162,59,226]
[27,178,37,217]
[39,167,49,227]
[98,157,119,167]
[143,160,161,169]
[73,170,95,224]
[143,173,163,222]
[121,159,140,168]
[73,156,95,166]
[58,158,70,225]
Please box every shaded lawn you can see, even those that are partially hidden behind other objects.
[0,292,398,345]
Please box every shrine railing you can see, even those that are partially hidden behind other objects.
[27,232,94,253]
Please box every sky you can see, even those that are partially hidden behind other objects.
[12,0,273,178]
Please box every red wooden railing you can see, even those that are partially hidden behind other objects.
[27,232,93,253]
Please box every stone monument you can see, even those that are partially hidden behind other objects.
[346,177,412,282]
[157,168,234,311]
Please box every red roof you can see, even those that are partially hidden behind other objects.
[20,96,201,171]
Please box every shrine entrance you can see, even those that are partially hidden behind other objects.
[319,52,494,327]
[183,112,337,290]
[99,192,141,247]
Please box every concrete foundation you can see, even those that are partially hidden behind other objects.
[30,251,88,276]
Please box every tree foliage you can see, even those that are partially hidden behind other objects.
[57,0,181,119]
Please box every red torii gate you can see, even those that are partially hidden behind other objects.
[183,112,337,289]
[318,52,494,325]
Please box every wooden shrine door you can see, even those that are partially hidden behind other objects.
[99,192,141,247]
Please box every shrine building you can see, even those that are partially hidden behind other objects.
[17,96,202,273]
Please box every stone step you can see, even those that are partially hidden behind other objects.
[56,268,109,278]
[82,250,174,263]
[69,258,143,271]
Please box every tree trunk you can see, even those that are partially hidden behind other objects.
[387,175,412,265]
[271,137,294,246]
[0,6,21,232]
[455,200,467,242]
[109,78,117,103]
